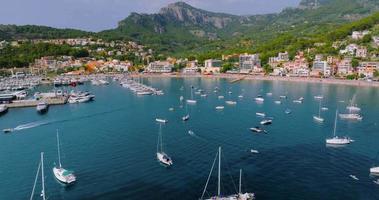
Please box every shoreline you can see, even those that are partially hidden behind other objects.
[130,73,379,88]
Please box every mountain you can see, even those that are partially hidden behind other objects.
[0,25,92,40]
[98,0,379,55]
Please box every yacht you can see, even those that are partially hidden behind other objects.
[0,104,8,115]
[339,113,363,121]
[326,110,354,145]
[370,167,379,175]
[256,112,266,117]
[156,118,168,123]
[260,119,272,125]
[36,102,48,114]
[53,130,76,184]
[200,147,255,200]
[156,124,173,166]
[186,86,197,104]
[225,101,237,105]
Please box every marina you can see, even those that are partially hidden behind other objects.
[1,77,379,200]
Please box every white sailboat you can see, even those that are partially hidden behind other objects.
[186,86,197,104]
[313,100,324,122]
[346,94,361,112]
[156,123,173,166]
[30,152,46,200]
[200,147,255,200]
[370,167,379,175]
[326,110,353,145]
[53,130,76,184]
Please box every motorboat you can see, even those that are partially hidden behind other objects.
[36,102,48,114]
[279,95,287,99]
[218,96,224,99]
[266,92,273,96]
[285,109,292,114]
[3,128,13,133]
[182,114,190,121]
[238,95,244,98]
[254,97,264,102]
[370,167,379,175]
[314,95,323,99]
[0,104,8,115]
[256,112,266,117]
[321,107,329,111]
[186,99,197,104]
[339,113,363,120]
[274,100,281,104]
[250,149,259,154]
[260,119,272,125]
[156,118,168,123]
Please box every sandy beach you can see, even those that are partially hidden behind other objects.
[130,73,379,88]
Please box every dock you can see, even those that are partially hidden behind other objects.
[229,76,246,83]
[5,97,68,108]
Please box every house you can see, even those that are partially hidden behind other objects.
[357,62,379,78]
[202,59,222,74]
[373,36,379,46]
[183,60,199,74]
[312,60,331,77]
[146,61,173,73]
[337,58,353,75]
[356,46,368,58]
[352,30,370,40]
[339,44,358,55]
[239,54,261,73]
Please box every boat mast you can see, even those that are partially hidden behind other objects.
[159,124,163,152]
[218,146,221,197]
[318,100,321,117]
[333,110,338,137]
[29,160,41,200]
[56,130,62,168]
[41,152,46,200]
[239,169,242,194]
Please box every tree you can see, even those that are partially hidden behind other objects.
[221,62,233,73]
[374,69,379,77]
[351,58,359,69]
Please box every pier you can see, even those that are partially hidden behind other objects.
[5,97,67,108]
[229,76,246,83]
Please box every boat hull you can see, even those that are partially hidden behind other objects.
[53,167,76,184]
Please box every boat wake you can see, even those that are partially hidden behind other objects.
[13,120,53,131]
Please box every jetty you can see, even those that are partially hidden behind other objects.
[229,76,246,83]
[5,97,67,108]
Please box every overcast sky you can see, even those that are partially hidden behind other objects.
[0,0,301,32]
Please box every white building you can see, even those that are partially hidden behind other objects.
[337,58,353,75]
[202,59,222,74]
[373,36,379,46]
[269,52,289,67]
[356,47,368,58]
[146,61,173,73]
[239,54,261,73]
[352,30,370,40]
[312,60,331,77]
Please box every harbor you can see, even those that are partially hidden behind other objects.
[1,77,379,199]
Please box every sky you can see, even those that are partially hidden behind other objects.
[0,0,301,32]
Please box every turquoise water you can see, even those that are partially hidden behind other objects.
[1,78,379,200]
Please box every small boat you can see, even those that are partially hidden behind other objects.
[179,96,184,102]
[169,108,174,111]
[321,107,329,111]
[182,114,190,121]
[254,97,264,102]
[326,110,353,145]
[313,100,324,122]
[228,91,232,94]
[346,94,361,112]
[238,95,244,98]
[370,167,379,175]
[314,95,323,99]
[186,99,197,104]
[156,118,168,123]
[285,109,292,114]
[339,113,363,121]
[200,94,207,97]
[266,92,273,96]
[156,124,173,166]
[36,102,48,114]
[188,130,194,136]
[274,100,281,104]
[256,112,266,117]
[218,96,224,99]
[53,130,76,184]
[215,106,224,110]
[225,101,237,105]
[349,175,359,180]
[250,149,259,154]
[250,127,267,133]
[260,119,272,125]
[293,97,303,104]
[3,128,13,133]
[279,95,287,99]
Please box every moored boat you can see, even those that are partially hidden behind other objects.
[36,102,48,114]
[326,110,353,145]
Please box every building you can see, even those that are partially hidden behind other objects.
[312,60,331,77]
[239,54,261,73]
[282,52,309,76]
[146,61,173,73]
[202,59,222,74]
[337,58,353,75]
[373,36,379,46]
[352,30,370,40]
[356,47,368,58]
[340,44,358,55]
[357,62,379,78]
[269,52,289,67]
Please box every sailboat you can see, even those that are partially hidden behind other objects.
[370,153,379,175]
[200,147,255,200]
[30,152,46,200]
[186,86,197,104]
[182,102,190,121]
[156,123,173,166]
[313,100,324,122]
[53,130,76,184]
[326,110,353,145]
[346,94,361,112]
